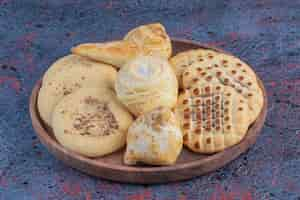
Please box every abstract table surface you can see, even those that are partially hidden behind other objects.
[0,0,299,199]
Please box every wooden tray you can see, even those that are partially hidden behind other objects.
[29,39,267,184]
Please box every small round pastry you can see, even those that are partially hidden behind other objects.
[52,87,133,157]
[115,55,178,116]
[124,107,183,165]
[124,23,172,59]
[38,56,117,126]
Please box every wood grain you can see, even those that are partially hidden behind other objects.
[29,38,268,184]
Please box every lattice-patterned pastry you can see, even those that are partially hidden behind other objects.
[171,48,263,121]
[170,49,202,88]
[170,48,258,87]
[176,82,252,153]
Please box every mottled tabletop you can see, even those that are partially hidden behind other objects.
[0,0,299,199]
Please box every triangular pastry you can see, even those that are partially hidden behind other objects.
[71,40,140,68]
[71,23,172,68]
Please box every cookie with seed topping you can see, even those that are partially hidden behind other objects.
[176,82,252,153]
[124,107,182,165]
[38,57,117,126]
[52,87,133,157]
[171,48,263,121]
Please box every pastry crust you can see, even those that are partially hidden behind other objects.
[115,55,178,116]
[52,87,133,157]
[38,56,117,126]
[71,23,172,69]
[124,107,182,165]
[124,23,172,59]
[176,82,252,153]
[71,40,140,68]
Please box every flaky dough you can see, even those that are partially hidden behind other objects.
[115,55,178,116]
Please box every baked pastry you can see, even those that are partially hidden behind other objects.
[171,48,263,121]
[170,49,257,87]
[42,54,93,84]
[124,23,172,59]
[71,40,140,68]
[38,57,117,126]
[170,49,198,88]
[176,82,252,153]
[124,107,182,165]
[115,55,178,116]
[52,87,133,157]
[71,23,172,68]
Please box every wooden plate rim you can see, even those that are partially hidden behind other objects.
[29,38,267,180]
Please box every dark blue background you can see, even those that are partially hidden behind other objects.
[0,0,299,199]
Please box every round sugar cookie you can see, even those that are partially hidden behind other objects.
[124,107,183,165]
[52,87,133,157]
[38,57,117,126]
[115,55,178,116]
